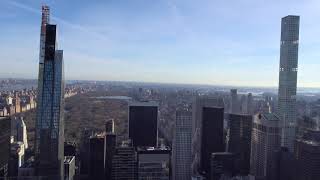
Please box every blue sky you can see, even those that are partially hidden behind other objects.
[1,0,320,87]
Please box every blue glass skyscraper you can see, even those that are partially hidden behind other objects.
[35,22,65,179]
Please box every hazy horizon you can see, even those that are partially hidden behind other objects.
[3,77,320,91]
[1,0,320,87]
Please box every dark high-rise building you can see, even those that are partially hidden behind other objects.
[79,129,94,175]
[228,114,252,175]
[35,22,65,179]
[0,117,11,177]
[112,141,137,180]
[9,142,25,177]
[89,134,106,180]
[211,152,236,180]
[128,101,158,147]
[105,134,116,180]
[295,130,320,180]
[192,96,224,177]
[18,156,36,177]
[268,147,297,180]
[173,110,192,180]
[278,15,300,152]
[64,142,76,157]
[200,107,224,177]
[137,147,171,179]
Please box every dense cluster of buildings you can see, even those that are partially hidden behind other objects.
[78,103,170,180]
[0,82,86,117]
[0,89,37,117]
[1,4,320,180]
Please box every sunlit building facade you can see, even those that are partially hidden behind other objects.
[250,113,281,179]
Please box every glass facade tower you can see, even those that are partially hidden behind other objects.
[35,24,65,179]
[278,15,300,152]
[37,5,50,130]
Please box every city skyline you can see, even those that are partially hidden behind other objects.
[1,2,320,177]
[1,0,320,88]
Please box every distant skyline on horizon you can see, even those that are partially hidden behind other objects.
[4,78,320,91]
[1,0,320,88]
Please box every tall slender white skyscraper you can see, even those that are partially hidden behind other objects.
[277,15,300,152]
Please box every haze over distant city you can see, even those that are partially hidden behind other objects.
[1,0,320,87]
